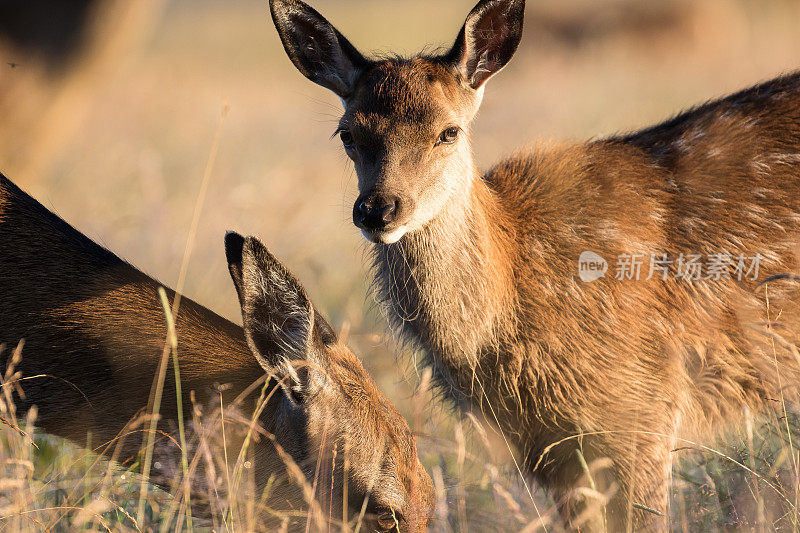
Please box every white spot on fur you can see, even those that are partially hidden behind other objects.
[750,158,771,176]
[741,117,760,130]
[681,217,705,230]
[767,153,800,165]
[599,220,625,242]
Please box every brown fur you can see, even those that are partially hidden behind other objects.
[269,0,800,529]
[0,173,433,532]
[370,69,800,530]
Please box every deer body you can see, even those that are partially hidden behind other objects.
[0,175,256,445]
[269,0,800,528]
[0,173,433,532]
[376,78,800,525]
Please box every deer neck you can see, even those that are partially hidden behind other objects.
[373,170,515,396]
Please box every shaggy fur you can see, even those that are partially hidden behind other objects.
[373,70,800,527]
[376,73,800,531]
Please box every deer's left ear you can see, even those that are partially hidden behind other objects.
[444,0,525,90]
[225,232,315,371]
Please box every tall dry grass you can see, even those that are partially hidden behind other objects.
[2,0,800,531]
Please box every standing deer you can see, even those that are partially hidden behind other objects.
[269,0,800,529]
[0,173,433,532]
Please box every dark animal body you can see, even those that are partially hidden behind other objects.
[0,174,256,444]
[0,173,433,532]
[268,0,800,528]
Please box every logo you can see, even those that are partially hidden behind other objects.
[578,251,608,282]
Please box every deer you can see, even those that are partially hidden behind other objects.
[0,172,434,532]
[268,0,800,529]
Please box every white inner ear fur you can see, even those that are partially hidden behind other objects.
[249,265,314,357]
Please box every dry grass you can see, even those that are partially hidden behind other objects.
[2,0,800,530]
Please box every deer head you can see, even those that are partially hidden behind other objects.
[225,233,433,531]
[269,0,524,244]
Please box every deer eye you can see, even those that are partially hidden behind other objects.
[339,129,354,148]
[376,509,400,531]
[436,126,459,146]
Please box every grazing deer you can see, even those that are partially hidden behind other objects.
[270,0,800,529]
[0,173,433,532]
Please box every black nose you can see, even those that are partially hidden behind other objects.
[354,194,400,231]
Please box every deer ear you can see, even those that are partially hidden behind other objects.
[225,232,314,373]
[444,0,525,90]
[270,0,369,98]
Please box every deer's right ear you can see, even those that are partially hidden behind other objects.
[225,232,314,371]
[269,0,369,99]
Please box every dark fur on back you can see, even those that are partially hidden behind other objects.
[0,173,258,439]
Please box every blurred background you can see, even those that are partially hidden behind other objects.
[2,0,800,530]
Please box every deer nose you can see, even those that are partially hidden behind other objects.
[354,194,400,230]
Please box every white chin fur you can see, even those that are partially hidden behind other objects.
[362,225,408,244]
